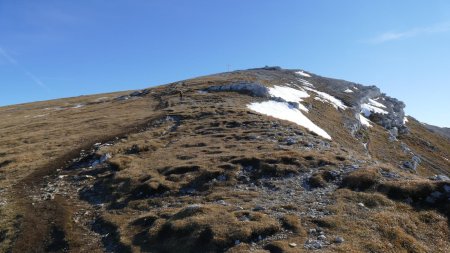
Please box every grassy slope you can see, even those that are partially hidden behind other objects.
[0,70,448,252]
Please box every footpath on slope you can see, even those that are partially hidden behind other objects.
[9,99,169,252]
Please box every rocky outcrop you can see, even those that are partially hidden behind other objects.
[205,83,270,97]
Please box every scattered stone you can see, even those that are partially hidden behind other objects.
[234,240,240,245]
[402,155,421,171]
[217,174,227,181]
[400,142,411,153]
[289,242,297,247]
[217,200,227,206]
[380,170,399,179]
[388,127,398,141]
[186,204,201,210]
[357,202,365,207]
[252,205,265,211]
[318,235,326,240]
[429,175,450,181]
[334,236,344,244]
[238,213,251,222]
[115,95,129,101]
[285,137,297,145]
[304,239,323,250]
[130,89,150,97]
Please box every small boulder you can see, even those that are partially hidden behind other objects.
[334,236,344,244]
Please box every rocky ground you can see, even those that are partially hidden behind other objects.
[0,67,449,252]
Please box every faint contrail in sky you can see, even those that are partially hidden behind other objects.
[0,46,49,90]
[367,21,450,44]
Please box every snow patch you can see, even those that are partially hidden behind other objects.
[344,88,353,93]
[247,101,331,139]
[368,98,386,108]
[304,87,347,110]
[268,85,309,112]
[297,78,314,87]
[295,71,311,78]
[359,114,372,127]
[360,103,388,117]
[403,116,409,124]
[269,85,309,101]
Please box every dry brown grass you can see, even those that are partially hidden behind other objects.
[130,204,280,252]
[320,188,449,253]
[0,69,448,252]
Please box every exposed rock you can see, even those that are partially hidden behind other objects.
[334,237,344,244]
[403,155,421,171]
[429,175,450,181]
[400,142,411,153]
[252,206,265,211]
[388,127,399,141]
[304,239,323,250]
[205,83,270,97]
[129,89,150,97]
[318,235,327,240]
[289,242,297,247]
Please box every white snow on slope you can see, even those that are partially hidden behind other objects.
[269,85,309,111]
[360,103,388,117]
[304,87,347,110]
[296,71,311,78]
[360,98,388,117]
[344,88,353,93]
[368,98,386,108]
[403,116,408,124]
[247,101,331,139]
[359,114,372,127]
[298,78,314,87]
[269,85,309,101]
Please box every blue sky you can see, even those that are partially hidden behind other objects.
[1,1,449,127]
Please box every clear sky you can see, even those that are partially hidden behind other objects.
[1,1,449,127]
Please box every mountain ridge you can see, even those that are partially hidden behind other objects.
[0,67,448,252]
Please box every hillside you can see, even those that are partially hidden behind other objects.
[0,67,449,253]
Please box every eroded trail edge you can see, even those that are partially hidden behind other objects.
[10,114,167,252]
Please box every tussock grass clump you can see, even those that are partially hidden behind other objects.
[340,168,381,191]
[341,168,450,216]
[378,180,437,201]
[319,188,449,252]
[263,241,298,253]
[308,172,328,188]
[280,214,304,235]
[133,204,280,252]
